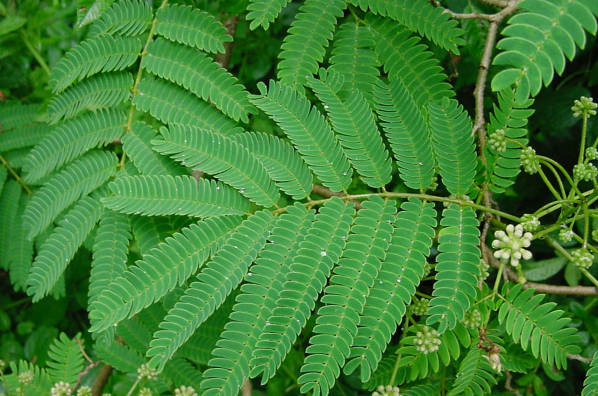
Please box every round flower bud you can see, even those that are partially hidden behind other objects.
[137,363,158,380]
[18,371,34,386]
[76,386,92,396]
[372,385,401,396]
[571,248,594,269]
[410,298,429,316]
[520,147,540,174]
[51,381,72,396]
[573,163,598,182]
[586,147,598,161]
[462,309,482,328]
[175,386,198,396]
[492,224,533,267]
[521,214,540,232]
[414,326,442,354]
[478,259,490,282]
[572,96,597,118]
[559,228,574,243]
[489,129,507,152]
[138,388,152,396]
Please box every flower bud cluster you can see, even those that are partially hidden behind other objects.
[489,129,507,152]
[137,363,158,380]
[410,298,429,316]
[559,228,574,243]
[414,326,441,354]
[573,163,598,182]
[520,214,540,232]
[372,385,400,396]
[51,381,72,396]
[586,147,598,161]
[138,388,152,396]
[175,386,198,396]
[478,259,490,282]
[492,224,533,267]
[520,147,540,174]
[571,248,594,269]
[462,309,482,328]
[18,370,34,386]
[572,96,597,118]
[76,386,92,396]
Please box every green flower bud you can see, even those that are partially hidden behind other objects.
[520,147,540,174]
[572,96,597,118]
[489,129,507,152]
[521,214,540,232]
[571,248,594,269]
[414,326,441,354]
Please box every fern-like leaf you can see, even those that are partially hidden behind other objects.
[583,351,598,396]
[329,21,380,102]
[231,132,313,200]
[163,359,203,392]
[23,108,126,183]
[89,210,131,305]
[498,283,580,369]
[308,69,392,188]
[8,193,33,292]
[50,35,142,93]
[146,210,274,371]
[298,196,396,396]
[492,0,598,100]
[92,0,152,37]
[345,198,437,382]
[155,4,232,53]
[251,197,355,382]
[349,0,465,53]
[447,348,497,396]
[250,80,352,192]
[0,102,42,131]
[486,88,534,193]
[0,124,48,153]
[246,0,291,30]
[428,98,477,195]
[0,181,21,270]
[130,215,188,255]
[427,205,480,333]
[369,16,454,108]
[103,175,250,217]
[22,150,117,240]
[48,72,133,123]
[89,215,242,332]
[153,124,280,207]
[373,80,435,190]
[277,0,346,89]
[26,193,105,301]
[133,77,241,135]
[200,205,314,396]
[94,340,145,373]
[47,333,85,384]
[142,38,255,123]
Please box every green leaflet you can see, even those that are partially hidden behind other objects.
[345,198,437,382]
[50,35,142,93]
[428,98,477,196]
[155,3,232,53]
[48,72,133,123]
[308,68,392,188]
[486,88,534,193]
[26,193,105,302]
[374,79,436,190]
[277,0,346,89]
[427,205,480,333]
[369,16,454,108]
[447,348,497,396]
[94,340,145,373]
[46,333,85,384]
[130,215,189,255]
[133,77,241,135]
[143,38,255,123]
[163,358,203,392]
[250,80,353,192]
[349,0,465,54]
[89,210,131,305]
[583,351,598,396]
[251,197,354,382]
[246,0,291,30]
[103,175,249,217]
[92,0,152,37]
[8,192,33,292]
[89,215,242,333]
[329,21,380,102]
[0,124,48,153]
[298,196,396,396]
[492,0,598,100]
[498,284,580,370]
[23,108,126,183]
[0,180,21,270]
[200,204,314,396]
[22,150,118,240]
[122,121,186,176]
[146,210,274,371]
[231,132,313,200]
[152,124,280,207]
[0,102,42,131]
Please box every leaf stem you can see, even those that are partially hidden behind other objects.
[0,154,32,194]
[20,30,51,76]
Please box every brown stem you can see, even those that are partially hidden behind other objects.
[92,365,113,396]
[505,371,522,396]
[0,154,32,194]
[242,379,252,396]
[216,16,239,70]
[311,184,362,209]
[478,0,510,7]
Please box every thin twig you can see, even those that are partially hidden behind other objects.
[0,154,32,194]
[73,337,100,391]
[504,371,522,396]
[477,0,510,7]
[568,354,592,364]
[216,16,239,69]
